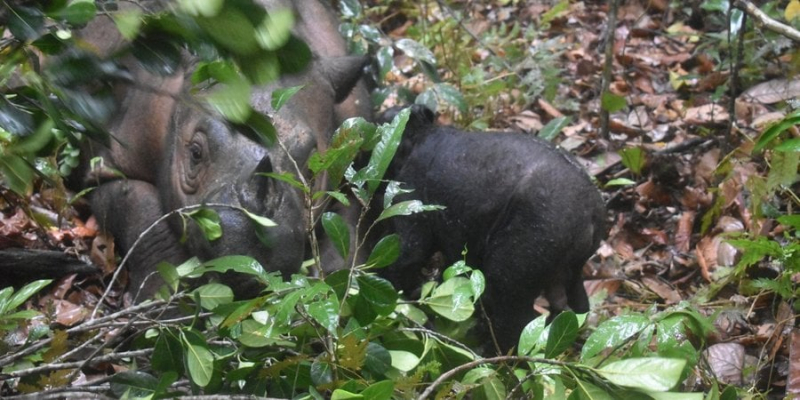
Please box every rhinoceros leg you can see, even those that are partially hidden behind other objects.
[92,180,188,300]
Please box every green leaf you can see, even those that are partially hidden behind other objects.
[754,110,800,151]
[363,341,392,375]
[356,274,398,316]
[110,371,158,399]
[311,360,334,385]
[5,279,51,313]
[152,333,184,374]
[0,154,35,196]
[307,297,340,337]
[357,102,410,196]
[331,389,363,400]
[112,9,143,40]
[258,171,306,192]
[573,379,616,400]
[433,83,467,113]
[388,350,420,372]
[182,329,215,387]
[375,200,444,223]
[582,314,650,360]
[205,80,252,124]
[194,255,267,280]
[185,208,223,241]
[538,116,573,141]
[395,38,436,65]
[179,0,224,17]
[8,5,44,41]
[545,311,579,358]
[132,36,182,76]
[423,292,474,322]
[271,85,304,111]
[361,380,394,400]
[196,7,259,55]
[518,315,548,356]
[192,283,234,310]
[366,234,400,268]
[242,208,278,227]
[619,147,646,176]
[601,92,627,113]
[54,1,96,25]
[339,0,362,18]
[256,8,294,50]
[0,97,35,136]
[766,150,799,190]
[605,178,636,187]
[322,212,350,260]
[775,138,800,152]
[597,358,686,392]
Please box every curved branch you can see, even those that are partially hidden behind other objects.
[733,0,800,42]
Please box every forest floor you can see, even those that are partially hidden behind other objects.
[1,0,798,397]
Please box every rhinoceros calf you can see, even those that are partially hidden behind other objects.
[80,0,370,300]
[379,105,606,352]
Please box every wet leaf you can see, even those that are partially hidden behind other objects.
[395,38,436,65]
[307,297,340,336]
[597,358,686,392]
[582,314,649,360]
[545,311,578,358]
[356,274,398,316]
[322,212,350,260]
[366,234,400,269]
[375,200,444,222]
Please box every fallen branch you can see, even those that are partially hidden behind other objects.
[733,0,800,42]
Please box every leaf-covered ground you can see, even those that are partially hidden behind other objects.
[1,0,798,397]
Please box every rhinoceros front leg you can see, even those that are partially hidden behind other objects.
[92,180,188,300]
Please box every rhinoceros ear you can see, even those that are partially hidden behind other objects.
[318,56,368,104]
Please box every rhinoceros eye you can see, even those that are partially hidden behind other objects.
[181,131,208,194]
[189,142,203,163]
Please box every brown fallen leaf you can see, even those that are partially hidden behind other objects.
[787,329,800,395]
[741,78,800,104]
[684,103,730,125]
[641,274,681,303]
[674,211,695,253]
[705,343,746,385]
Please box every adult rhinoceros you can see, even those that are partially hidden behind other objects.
[80,0,369,300]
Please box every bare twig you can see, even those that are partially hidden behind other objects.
[0,349,152,380]
[417,355,566,400]
[599,0,619,142]
[733,0,800,42]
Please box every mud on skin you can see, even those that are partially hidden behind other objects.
[378,105,607,353]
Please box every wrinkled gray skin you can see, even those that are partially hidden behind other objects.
[82,0,369,300]
[379,106,606,353]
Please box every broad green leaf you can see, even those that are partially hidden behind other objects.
[196,7,259,55]
[538,116,573,141]
[383,181,412,208]
[331,389,363,400]
[258,171,306,192]
[0,287,13,315]
[307,297,340,337]
[54,1,96,26]
[112,9,143,40]
[469,270,485,300]
[271,85,304,111]
[311,359,334,385]
[0,310,40,320]
[388,350,420,372]
[0,97,35,136]
[6,279,51,312]
[195,255,267,279]
[434,83,467,113]
[185,208,222,241]
[395,38,436,65]
[322,212,350,260]
[205,80,252,123]
[356,274,398,316]
[766,150,799,190]
[619,147,645,176]
[8,5,44,41]
[242,208,278,227]
[11,117,54,154]
[601,92,627,113]
[256,8,294,50]
[375,200,444,222]
[366,234,400,268]
[376,46,394,82]
[775,138,800,152]
[363,341,392,375]
[597,358,686,392]
[582,314,650,360]
[545,311,579,358]
[182,330,215,387]
[442,260,472,280]
[357,108,409,195]
[132,37,182,76]
[178,0,224,17]
[339,0,361,18]
[192,283,234,310]
[152,333,184,374]
[754,110,800,151]
[518,315,548,356]
[361,380,394,400]
[573,379,616,400]
[648,392,704,400]
[423,294,474,321]
[0,154,35,196]
[239,51,281,85]
[110,371,158,399]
